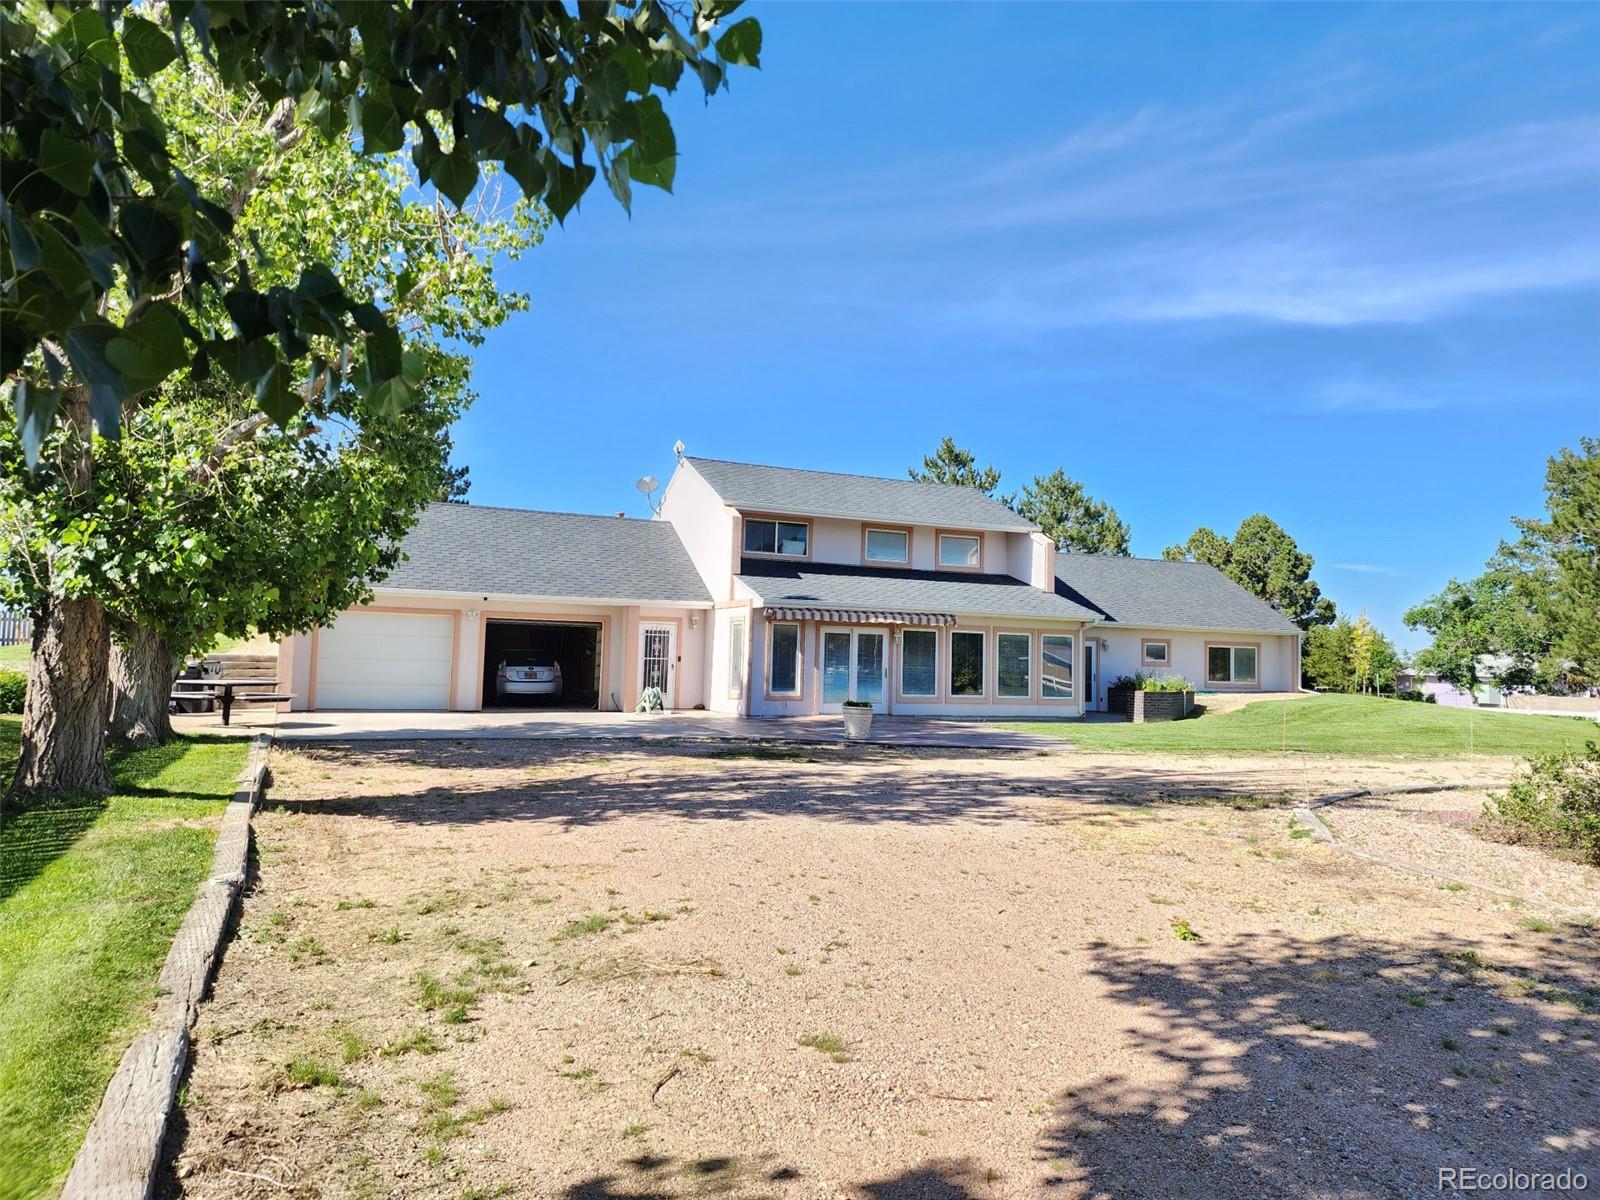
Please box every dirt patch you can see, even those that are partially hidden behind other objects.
[165,742,1598,1199]
[1322,787,1600,916]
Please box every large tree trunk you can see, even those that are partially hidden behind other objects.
[10,593,114,798]
[9,384,113,801]
[108,621,176,747]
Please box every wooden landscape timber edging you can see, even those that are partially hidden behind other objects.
[1294,783,1597,923]
[60,733,273,1200]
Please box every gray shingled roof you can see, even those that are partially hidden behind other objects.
[738,558,1100,622]
[1054,554,1300,634]
[380,504,711,603]
[687,457,1037,532]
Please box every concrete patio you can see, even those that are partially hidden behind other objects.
[169,707,1067,752]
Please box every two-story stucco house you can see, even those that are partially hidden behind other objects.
[277,454,1303,717]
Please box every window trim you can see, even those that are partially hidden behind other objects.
[994,629,1033,701]
[1040,631,1075,702]
[948,628,987,699]
[727,615,748,698]
[765,621,803,699]
[897,626,940,700]
[1204,641,1261,688]
[739,514,812,560]
[861,524,912,567]
[935,528,984,573]
[1141,638,1171,667]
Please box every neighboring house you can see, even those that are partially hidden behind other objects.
[278,454,1303,716]
[1396,671,1475,707]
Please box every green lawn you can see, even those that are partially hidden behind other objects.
[0,719,247,1200]
[1006,693,1600,757]
[0,644,28,667]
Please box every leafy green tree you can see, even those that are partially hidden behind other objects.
[1403,571,1541,694]
[1012,469,1130,555]
[1502,438,1599,685]
[129,65,537,742]
[1,1,760,797]
[1163,515,1335,630]
[1304,614,1402,694]
[909,438,1002,496]
[1162,526,1233,571]
[2,1,760,446]
[1304,620,1356,692]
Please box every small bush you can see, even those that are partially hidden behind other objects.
[1482,740,1600,865]
[0,669,26,713]
[1110,672,1194,693]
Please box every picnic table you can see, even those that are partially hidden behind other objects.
[171,677,292,726]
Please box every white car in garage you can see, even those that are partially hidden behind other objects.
[495,652,563,701]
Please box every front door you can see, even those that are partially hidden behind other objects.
[640,623,676,708]
[1083,641,1099,711]
[820,628,888,713]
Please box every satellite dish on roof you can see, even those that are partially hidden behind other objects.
[636,474,662,516]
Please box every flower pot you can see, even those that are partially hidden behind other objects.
[841,705,874,741]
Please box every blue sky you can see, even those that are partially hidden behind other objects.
[453,2,1600,650]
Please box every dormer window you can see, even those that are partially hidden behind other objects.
[937,532,981,571]
[864,527,909,564]
[743,518,809,557]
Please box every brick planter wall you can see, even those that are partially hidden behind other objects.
[1107,687,1195,723]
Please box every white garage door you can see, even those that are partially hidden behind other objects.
[315,611,454,710]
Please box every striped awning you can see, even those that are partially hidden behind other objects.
[764,607,956,627]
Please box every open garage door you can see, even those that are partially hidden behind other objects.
[315,611,453,709]
[483,619,601,710]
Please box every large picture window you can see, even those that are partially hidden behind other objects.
[769,623,800,695]
[901,628,938,697]
[865,527,909,564]
[728,617,747,695]
[938,533,981,570]
[1041,634,1074,698]
[743,519,809,557]
[1207,644,1258,685]
[950,630,985,697]
[997,633,1031,698]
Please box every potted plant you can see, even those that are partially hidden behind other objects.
[841,700,874,740]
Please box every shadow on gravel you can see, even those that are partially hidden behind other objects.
[1041,931,1600,1200]
[263,741,1307,832]
[560,1155,989,1199]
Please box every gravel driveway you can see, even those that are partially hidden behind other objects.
[165,742,1598,1199]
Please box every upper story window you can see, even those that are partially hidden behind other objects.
[864,527,909,564]
[743,518,808,557]
[937,532,981,570]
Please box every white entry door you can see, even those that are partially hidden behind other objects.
[639,622,676,708]
[819,628,888,713]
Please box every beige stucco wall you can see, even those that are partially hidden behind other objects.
[282,592,712,713]
[1085,627,1301,707]
[708,604,751,715]
[659,461,739,602]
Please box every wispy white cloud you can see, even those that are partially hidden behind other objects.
[662,31,1600,343]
